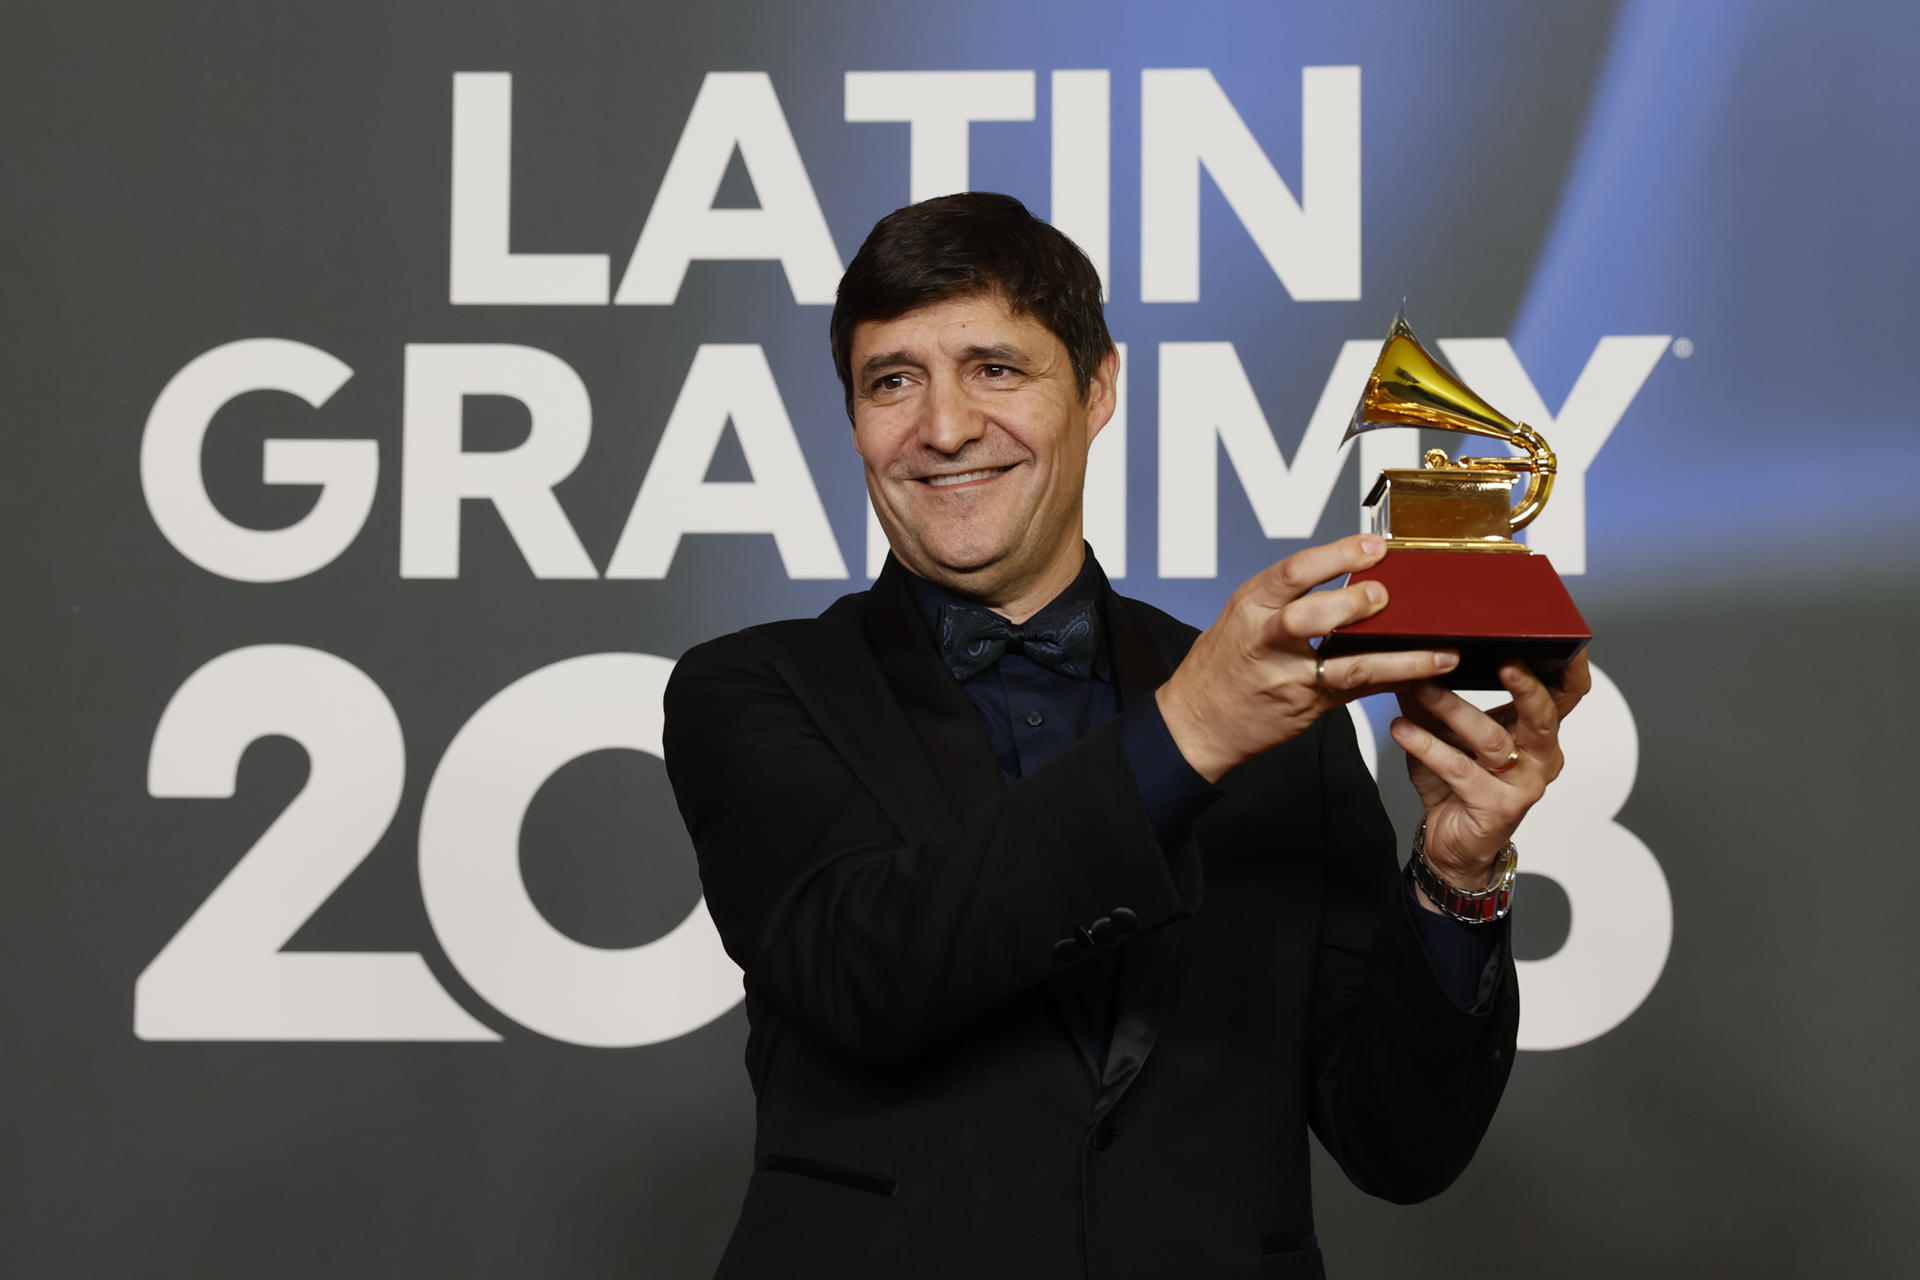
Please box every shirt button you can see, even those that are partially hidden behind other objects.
[1026,710,1044,727]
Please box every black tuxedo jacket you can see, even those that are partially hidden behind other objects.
[662,557,1518,1280]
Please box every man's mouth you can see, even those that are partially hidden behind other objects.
[918,466,1012,488]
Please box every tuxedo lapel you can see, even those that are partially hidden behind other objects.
[768,604,959,849]
[1096,575,1188,1109]
[1102,576,1172,713]
[859,558,1007,821]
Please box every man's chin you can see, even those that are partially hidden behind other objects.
[896,536,1018,587]
[874,508,1001,573]
[920,547,1012,583]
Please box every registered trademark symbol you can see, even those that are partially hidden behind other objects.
[1670,337,1694,358]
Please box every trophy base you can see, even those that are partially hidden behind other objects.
[1317,549,1591,690]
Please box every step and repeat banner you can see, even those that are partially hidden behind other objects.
[8,1,1917,1276]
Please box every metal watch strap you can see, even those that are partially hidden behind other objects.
[1407,816,1517,925]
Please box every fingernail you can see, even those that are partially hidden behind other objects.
[1435,652,1459,670]
[1360,535,1383,555]
[1364,581,1386,605]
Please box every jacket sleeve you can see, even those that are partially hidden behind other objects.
[1304,704,1521,1203]
[662,631,1202,1068]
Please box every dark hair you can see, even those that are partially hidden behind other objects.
[830,192,1113,419]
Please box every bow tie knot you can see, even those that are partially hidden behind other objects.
[938,597,1101,682]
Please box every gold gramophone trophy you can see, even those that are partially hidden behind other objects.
[1317,308,1591,689]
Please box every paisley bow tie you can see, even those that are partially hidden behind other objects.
[936,597,1102,682]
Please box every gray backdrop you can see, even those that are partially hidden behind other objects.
[8,1,1919,1276]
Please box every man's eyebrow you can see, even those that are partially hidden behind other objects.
[959,342,1035,366]
[857,350,920,381]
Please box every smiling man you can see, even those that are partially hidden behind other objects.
[663,193,1588,1279]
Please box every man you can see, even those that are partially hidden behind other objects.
[663,193,1587,1279]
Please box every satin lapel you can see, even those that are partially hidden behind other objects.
[1096,579,1189,1109]
[858,557,1008,826]
[771,602,958,849]
[1101,573,1174,713]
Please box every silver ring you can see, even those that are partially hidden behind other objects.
[1314,653,1329,690]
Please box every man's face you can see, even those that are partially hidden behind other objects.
[849,291,1116,608]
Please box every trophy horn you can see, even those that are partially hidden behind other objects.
[1345,306,1557,533]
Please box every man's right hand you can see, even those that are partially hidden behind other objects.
[1154,534,1460,783]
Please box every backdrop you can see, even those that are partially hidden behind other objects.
[8,1,1918,1276]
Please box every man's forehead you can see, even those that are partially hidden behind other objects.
[850,292,1056,361]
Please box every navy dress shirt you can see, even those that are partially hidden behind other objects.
[899,552,1500,1067]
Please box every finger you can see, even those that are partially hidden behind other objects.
[1248,534,1387,609]
[1553,651,1593,717]
[1320,648,1460,696]
[1501,662,1560,749]
[1390,716,1508,810]
[1400,743,1453,813]
[1274,579,1388,641]
[1393,683,1472,751]
[1408,681,1516,767]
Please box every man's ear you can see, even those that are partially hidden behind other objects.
[1084,346,1121,444]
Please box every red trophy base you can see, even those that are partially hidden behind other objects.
[1317,549,1591,690]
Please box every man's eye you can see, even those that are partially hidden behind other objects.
[981,364,1016,379]
[872,373,907,392]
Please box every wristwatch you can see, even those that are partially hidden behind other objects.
[1407,816,1517,925]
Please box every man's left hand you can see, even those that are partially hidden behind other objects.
[1388,653,1592,897]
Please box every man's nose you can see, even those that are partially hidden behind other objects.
[918,374,985,454]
